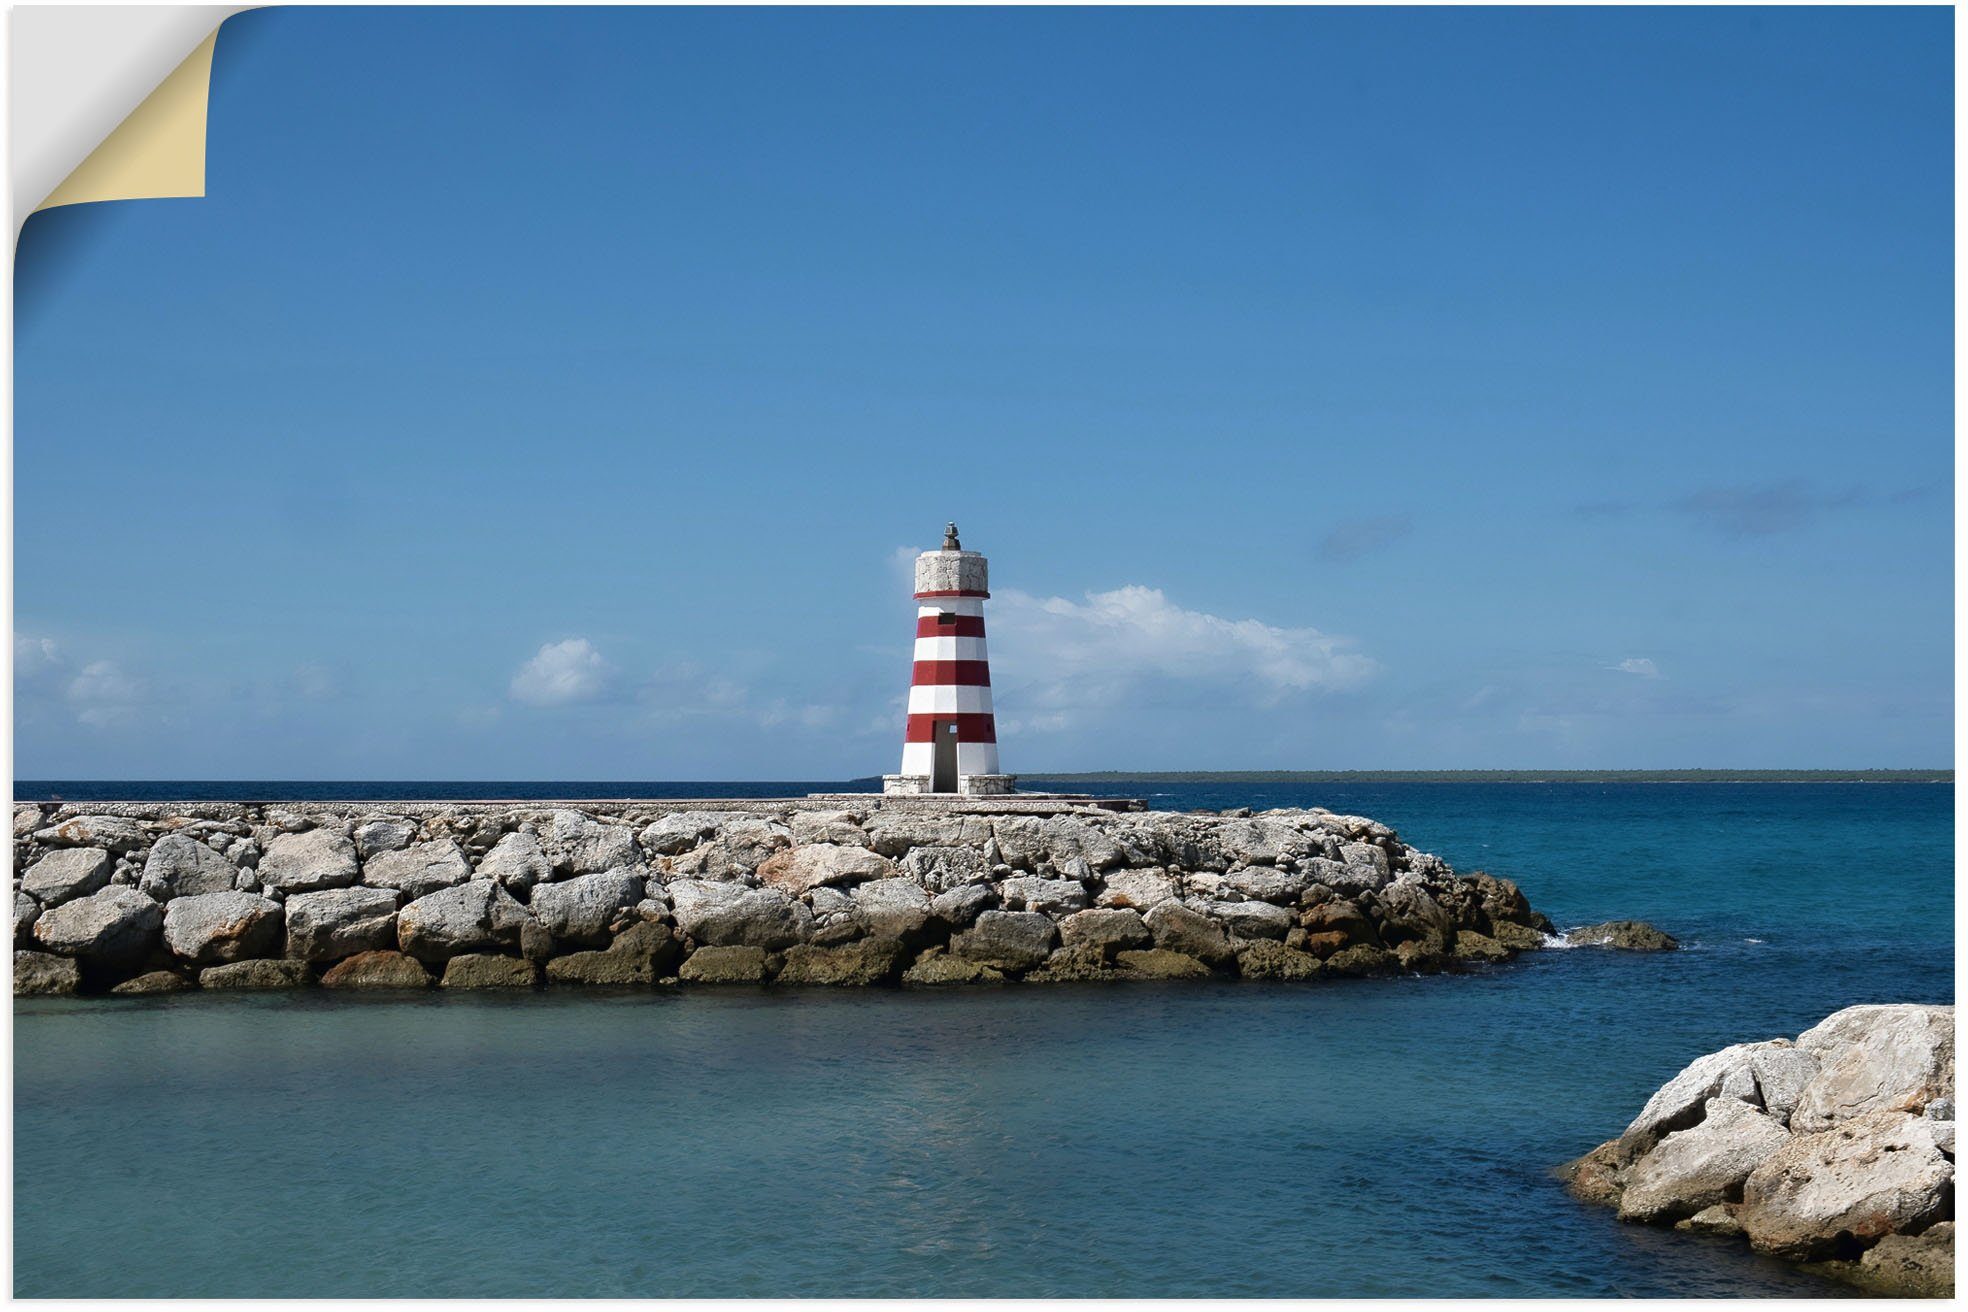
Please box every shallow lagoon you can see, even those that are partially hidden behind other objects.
[15,782,1950,1296]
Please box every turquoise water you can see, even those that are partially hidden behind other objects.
[15,783,1951,1296]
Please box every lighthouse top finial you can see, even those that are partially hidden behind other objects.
[942,522,962,551]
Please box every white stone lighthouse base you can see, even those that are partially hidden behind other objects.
[882,773,1019,797]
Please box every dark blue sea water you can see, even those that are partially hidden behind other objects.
[14,781,1952,1296]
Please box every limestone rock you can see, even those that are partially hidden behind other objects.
[476,832,551,892]
[1236,939,1323,981]
[396,880,532,961]
[1489,920,1549,951]
[14,950,80,995]
[111,970,192,996]
[363,840,473,899]
[1143,900,1233,969]
[1114,948,1213,980]
[1208,899,1293,941]
[352,817,417,858]
[200,959,313,990]
[137,835,236,900]
[1617,1100,1792,1223]
[999,875,1090,915]
[1323,944,1396,976]
[21,847,113,905]
[1621,1041,1821,1150]
[758,843,892,894]
[950,910,1057,971]
[901,947,1005,986]
[546,921,682,985]
[897,843,991,892]
[1026,944,1118,983]
[1566,920,1678,951]
[637,810,731,856]
[1222,865,1305,904]
[1059,907,1151,957]
[1096,869,1178,911]
[258,829,360,893]
[441,954,540,988]
[32,886,163,962]
[14,892,37,947]
[788,810,872,848]
[928,883,992,930]
[546,809,641,874]
[1452,930,1513,963]
[1673,1205,1745,1237]
[321,950,433,989]
[777,938,908,986]
[678,944,771,984]
[668,822,791,880]
[670,881,811,949]
[1791,1004,1953,1132]
[33,815,147,853]
[162,891,283,966]
[1739,1110,1953,1260]
[849,878,931,940]
[1299,898,1379,947]
[1844,1222,1954,1297]
[529,869,643,946]
[284,886,400,961]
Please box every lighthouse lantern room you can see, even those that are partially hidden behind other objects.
[883,524,1017,797]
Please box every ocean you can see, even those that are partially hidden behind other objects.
[13,781,1952,1296]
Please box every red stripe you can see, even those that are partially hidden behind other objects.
[911,660,991,687]
[913,589,989,599]
[915,614,986,638]
[905,713,998,743]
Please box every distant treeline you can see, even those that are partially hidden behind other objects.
[1019,769,1952,784]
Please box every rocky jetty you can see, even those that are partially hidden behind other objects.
[1561,1004,1955,1297]
[12,796,1642,996]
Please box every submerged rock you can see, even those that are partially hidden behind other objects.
[777,938,908,986]
[321,950,434,989]
[14,951,81,995]
[1565,920,1678,951]
[441,954,540,988]
[677,944,772,984]
[111,970,192,996]
[901,947,1005,986]
[200,959,313,990]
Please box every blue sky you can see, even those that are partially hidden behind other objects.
[15,6,1952,778]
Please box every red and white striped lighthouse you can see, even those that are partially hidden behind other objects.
[883,524,1016,796]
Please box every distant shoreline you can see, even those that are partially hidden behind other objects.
[1020,770,1952,784]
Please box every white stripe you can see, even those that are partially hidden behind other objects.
[915,597,984,619]
[913,635,989,662]
[957,741,1002,775]
[900,742,937,775]
[907,684,995,715]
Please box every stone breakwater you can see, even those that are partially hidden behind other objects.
[1561,1004,1955,1297]
[12,798,1568,996]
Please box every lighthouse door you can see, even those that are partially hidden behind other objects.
[931,720,960,793]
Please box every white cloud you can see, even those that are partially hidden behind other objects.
[1611,657,1661,679]
[510,638,615,706]
[989,585,1375,727]
[15,636,63,682]
[67,660,145,727]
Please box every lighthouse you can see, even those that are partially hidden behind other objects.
[883,524,1017,797]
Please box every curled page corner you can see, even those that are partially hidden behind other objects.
[12,5,252,237]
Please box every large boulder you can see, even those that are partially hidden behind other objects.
[162,891,283,966]
[138,835,237,900]
[33,815,147,852]
[321,950,433,989]
[1842,1222,1955,1297]
[949,910,1057,971]
[1096,869,1179,911]
[476,832,551,892]
[20,847,113,905]
[14,892,38,947]
[441,954,540,988]
[1115,948,1213,980]
[32,886,163,962]
[1143,900,1234,969]
[677,944,772,984]
[14,951,80,995]
[928,883,992,930]
[1616,1100,1792,1223]
[362,840,473,899]
[529,869,643,946]
[284,886,399,961]
[897,843,992,892]
[901,947,1005,986]
[396,881,532,961]
[849,878,931,940]
[111,971,192,996]
[999,876,1090,915]
[1621,1040,1821,1151]
[637,810,732,856]
[1207,899,1293,942]
[1060,907,1152,957]
[546,922,682,985]
[1236,939,1323,981]
[777,938,908,986]
[1739,1110,1954,1260]
[200,959,313,990]
[758,843,893,894]
[545,809,641,874]
[669,822,791,880]
[352,817,417,858]
[669,881,811,949]
[258,829,359,893]
[1791,1004,1953,1132]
